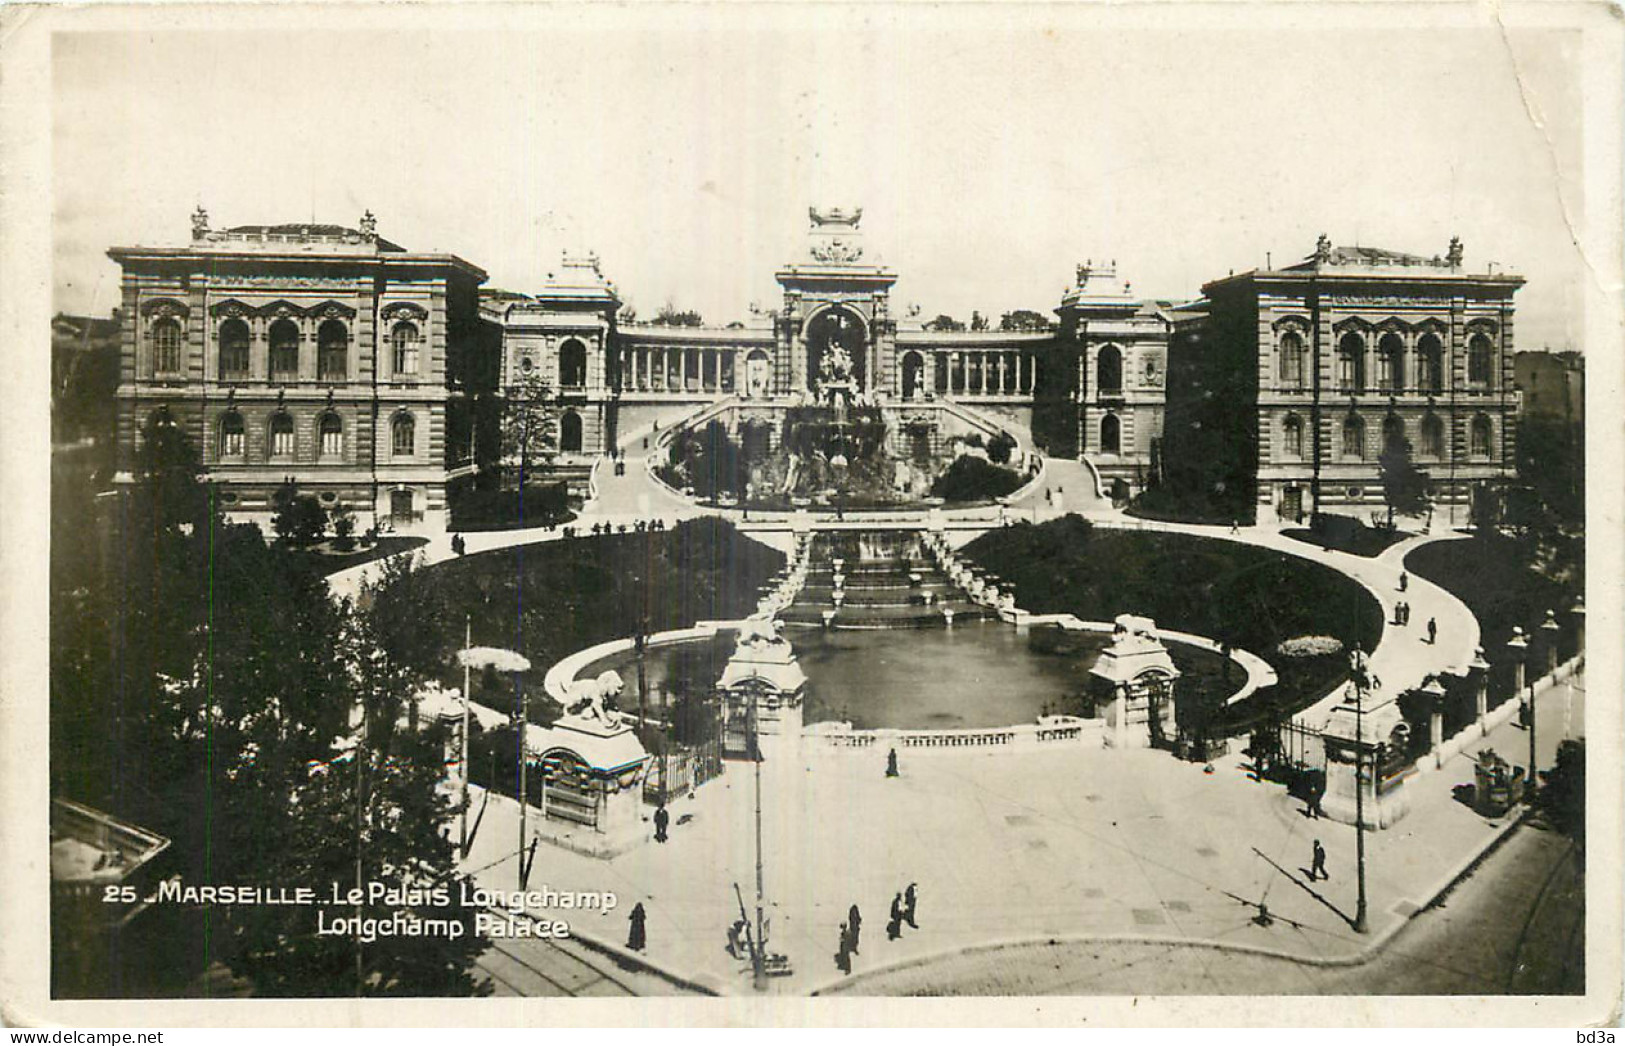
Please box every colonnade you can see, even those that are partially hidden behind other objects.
[617,346,739,394]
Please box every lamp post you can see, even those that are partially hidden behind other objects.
[750,685,768,991]
[1569,597,1586,656]
[1350,646,1370,934]
[460,615,472,857]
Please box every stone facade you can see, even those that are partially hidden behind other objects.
[1170,238,1524,525]
[490,209,1177,501]
[109,210,500,533]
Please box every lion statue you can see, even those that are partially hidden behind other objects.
[735,618,786,652]
[564,669,625,726]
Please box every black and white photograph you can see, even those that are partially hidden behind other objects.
[2,0,1620,1029]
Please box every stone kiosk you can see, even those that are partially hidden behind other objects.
[1319,672,1412,829]
[532,690,650,858]
[1089,615,1180,749]
[717,618,808,757]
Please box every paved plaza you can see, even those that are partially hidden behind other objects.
[456,666,1584,995]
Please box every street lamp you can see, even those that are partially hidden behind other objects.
[1534,609,1561,799]
[1349,646,1371,934]
[456,645,533,877]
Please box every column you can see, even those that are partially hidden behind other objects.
[1113,683,1127,750]
[679,348,687,391]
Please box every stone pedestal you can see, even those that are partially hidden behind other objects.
[530,713,650,858]
[1090,615,1180,749]
[1320,685,1410,829]
[718,619,808,757]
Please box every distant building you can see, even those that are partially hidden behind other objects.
[1165,236,1524,524]
[1514,350,1583,425]
[107,209,502,533]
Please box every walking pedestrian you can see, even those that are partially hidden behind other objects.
[1426,617,1437,645]
[885,747,899,778]
[887,892,904,939]
[835,924,852,974]
[1311,838,1328,881]
[848,904,862,954]
[903,883,919,929]
[1230,519,1241,535]
[1398,570,1408,592]
[627,902,647,952]
[653,803,669,843]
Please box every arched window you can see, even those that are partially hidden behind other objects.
[1468,334,1494,386]
[269,412,295,460]
[319,413,343,458]
[1097,345,1123,395]
[1420,413,1444,459]
[1470,414,1493,458]
[1278,332,1305,388]
[218,411,245,458]
[560,339,588,388]
[1100,413,1122,454]
[1381,414,1405,452]
[1338,333,1365,392]
[1282,414,1304,459]
[219,319,250,379]
[1341,414,1366,460]
[1417,334,1444,394]
[1377,332,1404,392]
[317,320,348,381]
[391,322,420,376]
[560,411,583,453]
[269,319,300,381]
[392,412,415,457]
[151,318,183,374]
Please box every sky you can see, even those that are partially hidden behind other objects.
[52,9,1586,349]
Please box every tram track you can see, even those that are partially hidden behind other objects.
[473,932,643,997]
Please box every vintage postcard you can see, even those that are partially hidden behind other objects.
[2,0,1620,1029]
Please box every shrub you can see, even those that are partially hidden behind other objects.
[930,456,1025,502]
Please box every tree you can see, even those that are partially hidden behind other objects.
[924,314,965,332]
[1539,738,1585,844]
[653,301,704,327]
[500,370,557,486]
[221,613,489,997]
[999,309,1052,332]
[1378,438,1431,528]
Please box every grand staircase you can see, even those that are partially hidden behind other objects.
[779,530,995,629]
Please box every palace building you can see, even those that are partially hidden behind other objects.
[109,209,500,531]
[1164,236,1525,524]
[106,208,1522,530]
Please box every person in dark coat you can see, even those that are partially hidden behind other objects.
[847,904,863,954]
[885,748,899,778]
[653,803,669,843]
[1398,570,1408,592]
[887,892,904,939]
[1426,617,1437,645]
[1311,839,1328,881]
[835,923,852,974]
[627,902,647,951]
[903,883,919,928]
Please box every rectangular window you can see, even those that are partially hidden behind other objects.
[272,427,294,458]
